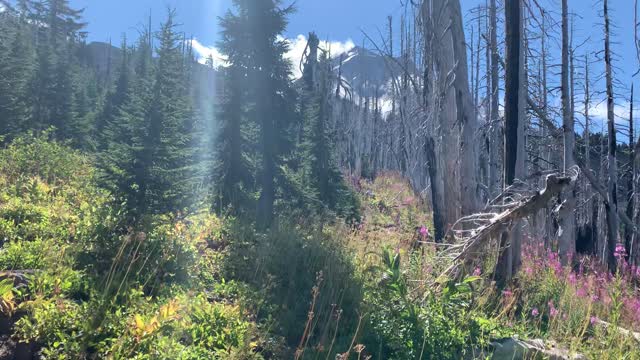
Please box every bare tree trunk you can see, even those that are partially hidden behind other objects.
[583,54,596,254]
[626,84,634,261]
[558,0,576,264]
[541,14,553,246]
[496,0,524,286]
[421,0,448,242]
[449,0,479,216]
[425,137,446,241]
[484,2,492,201]
[634,125,640,264]
[488,0,500,198]
[604,0,620,271]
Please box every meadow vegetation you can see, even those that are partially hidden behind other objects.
[1,135,639,359]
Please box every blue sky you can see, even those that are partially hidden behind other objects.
[70,0,639,129]
[71,0,636,74]
[72,0,409,47]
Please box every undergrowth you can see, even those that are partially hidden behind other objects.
[1,135,639,359]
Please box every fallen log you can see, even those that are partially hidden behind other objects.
[595,319,640,343]
[438,172,574,281]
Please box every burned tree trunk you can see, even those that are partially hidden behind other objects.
[626,84,635,262]
[425,137,446,242]
[558,0,576,264]
[496,0,524,285]
[604,0,619,271]
[449,0,479,217]
[488,0,500,198]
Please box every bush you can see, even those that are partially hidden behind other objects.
[222,220,364,357]
[361,248,485,360]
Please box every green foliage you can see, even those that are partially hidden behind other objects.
[222,220,364,356]
[99,11,197,217]
[214,0,299,229]
[361,248,485,360]
[0,136,274,359]
[15,298,87,359]
[0,9,34,140]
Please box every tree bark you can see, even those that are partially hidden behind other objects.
[626,84,634,261]
[558,0,576,264]
[449,0,479,217]
[496,0,524,286]
[488,0,500,198]
[604,0,619,271]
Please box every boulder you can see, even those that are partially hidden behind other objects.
[490,337,585,360]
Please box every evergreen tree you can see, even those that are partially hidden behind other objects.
[27,0,86,141]
[0,10,34,140]
[140,11,195,214]
[297,33,360,221]
[97,37,132,149]
[213,9,253,215]
[49,45,76,139]
[100,34,153,216]
[215,0,297,228]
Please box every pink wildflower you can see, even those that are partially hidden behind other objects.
[548,301,559,318]
[531,308,539,317]
[576,287,587,298]
[419,226,428,237]
[473,267,482,276]
[590,316,598,325]
[568,273,577,285]
[614,243,626,259]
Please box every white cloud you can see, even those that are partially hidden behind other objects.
[587,101,630,121]
[574,100,632,130]
[189,38,228,68]
[282,34,355,78]
[189,34,355,78]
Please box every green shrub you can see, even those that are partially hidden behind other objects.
[361,248,486,360]
[223,220,364,357]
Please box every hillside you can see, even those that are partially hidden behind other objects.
[2,0,640,359]
[1,137,639,359]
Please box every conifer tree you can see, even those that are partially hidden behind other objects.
[297,33,359,220]
[97,37,132,149]
[214,0,297,228]
[100,34,153,215]
[139,10,195,214]
[0,10,34,140]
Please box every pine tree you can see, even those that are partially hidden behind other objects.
[214,0,297,228]
[27,0,86,141]
[139,10,195,214]
[100,33,153,215]
[97,37,132,149]
[0,10,35,140]
[297,33,360,221]
[250,0,296,228]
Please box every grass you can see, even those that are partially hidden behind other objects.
[1,135,639,359]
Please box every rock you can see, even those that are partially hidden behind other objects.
[490,337,584,360]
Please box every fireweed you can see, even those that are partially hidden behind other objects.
[502,241,640,357]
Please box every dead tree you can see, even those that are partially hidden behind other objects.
[604,0,620,271]
[449,0,480,216]
[488,0,500,198]
[558,0,576,264]
[626,84,635,262]
[439,172,575,282]
[495,0,525,285]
